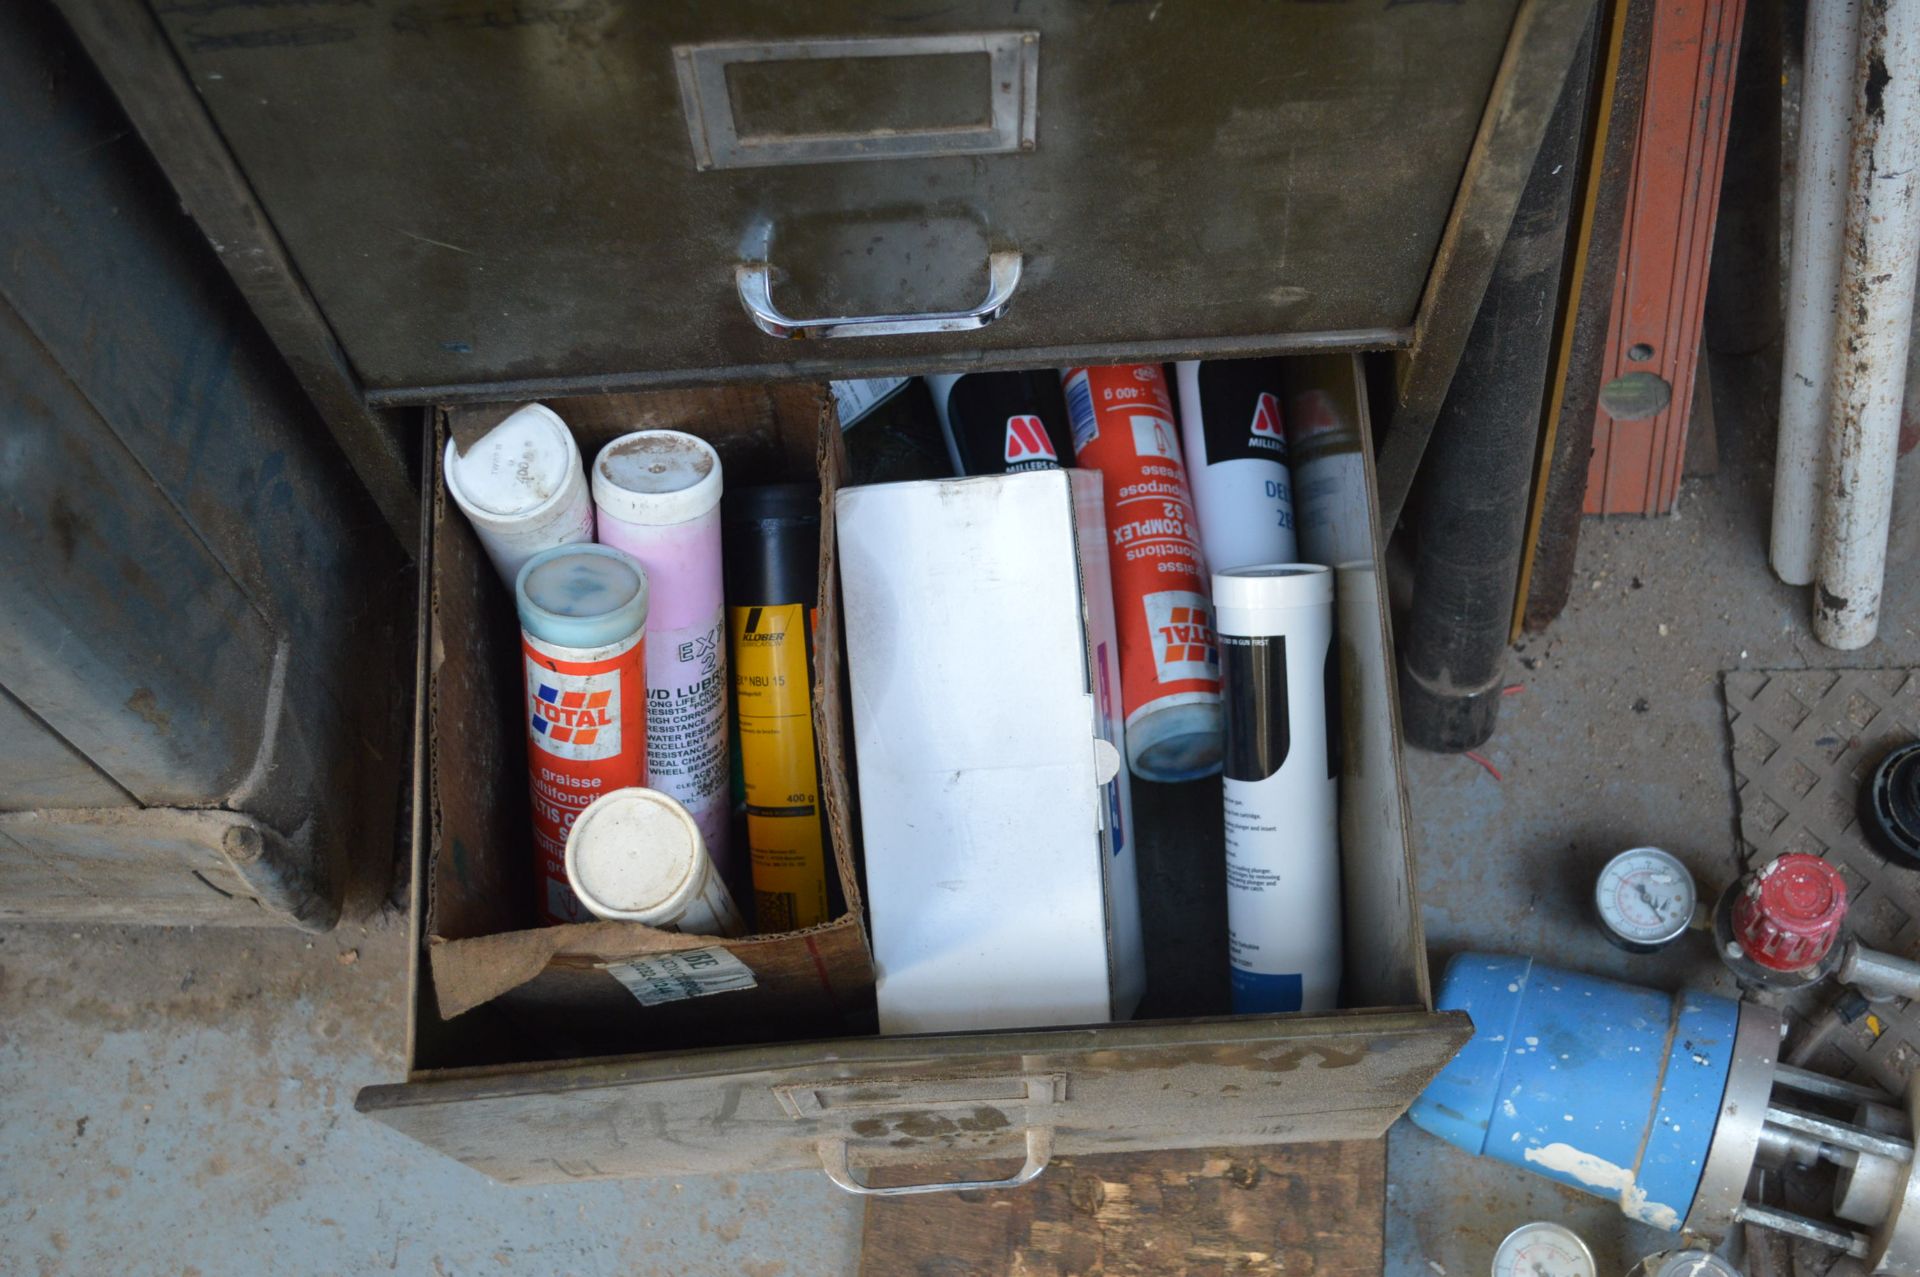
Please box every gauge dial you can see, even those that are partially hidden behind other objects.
[1493,1222,1596,1277]
[1638,1251,1743,1277]
[1595,846,1697,952]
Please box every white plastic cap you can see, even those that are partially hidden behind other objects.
[592,430,724,527]
[443,403,582,525]
[516,543,649,651]
[564,787,709,925]
[1211,563,1334,611]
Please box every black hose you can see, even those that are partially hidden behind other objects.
[1398,12,1597,752]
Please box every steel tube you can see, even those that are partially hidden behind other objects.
[1815,0,1920,647]
[1756,1120,1827,1168]
[1773,0,1861,585]
[1735,1202,1872,1258]
[1838,940,1920,1002]
[1833,1102,1912,1227]
[1773,1061,1899,1106]
[1765,1103,1916,1162]
[1521,0,1657,634]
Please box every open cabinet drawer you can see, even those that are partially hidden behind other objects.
[356,356,1471,1188]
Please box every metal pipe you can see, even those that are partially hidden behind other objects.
[1814,0,1920,648]
[1735,1202,1873,1258]
[1765,1103,1916,1161]
[1396,13,1594,751]
[1756,1119,1827,1168]
[1773,0,1861,585]
[1838,939,1920,1002]
[1832,1102,1912,1227]
[1774,1060,1899,1106]
[1833,1146,1907,1226]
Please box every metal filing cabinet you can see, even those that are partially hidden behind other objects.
[54,0,1597,1187]
[79,3,1518,396]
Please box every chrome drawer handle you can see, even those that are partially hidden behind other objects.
[814,1125,1053,1196]
[734,250,1022,340]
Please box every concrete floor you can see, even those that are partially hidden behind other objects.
[1389,348,1920,1276]
[5,352,1919,1276]
[0,917,866,1277]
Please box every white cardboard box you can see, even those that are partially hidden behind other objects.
[836,469,1147,1034]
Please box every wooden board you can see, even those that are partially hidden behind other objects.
[359,1006,1463,1184]
[859,1140,1384,1276]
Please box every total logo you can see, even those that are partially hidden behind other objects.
[1158,605,1216,666]
[1143,591,1219,683]
[1002,415,1059,469]
[528,676,619,759]
[1249,391,1287,455]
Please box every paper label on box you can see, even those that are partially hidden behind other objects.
[600,948,757,1007]
[830,377,909,428]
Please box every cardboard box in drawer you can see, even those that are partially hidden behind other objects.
[416,385,876,1066]
[836,470,1145,1034]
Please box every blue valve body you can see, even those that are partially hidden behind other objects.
[1409,953,1740,1230]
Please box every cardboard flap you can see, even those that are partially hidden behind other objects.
[445,401,524,453]
[431,915,875,1019]
[429,920,719,1019]
[429,915,876,1060]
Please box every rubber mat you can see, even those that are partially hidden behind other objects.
[1724,667,1920,1087]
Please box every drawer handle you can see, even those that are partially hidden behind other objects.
[734,250,1022,340]
[814,1124,1053,1196]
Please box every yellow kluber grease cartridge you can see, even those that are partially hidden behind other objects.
[722,483,839,931]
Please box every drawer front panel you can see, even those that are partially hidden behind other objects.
[150,2,1519,397]
[358,1010,1471,1184]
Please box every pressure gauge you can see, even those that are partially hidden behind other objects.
[1595,846,1697,952]
[1493,1222,1596,1277]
